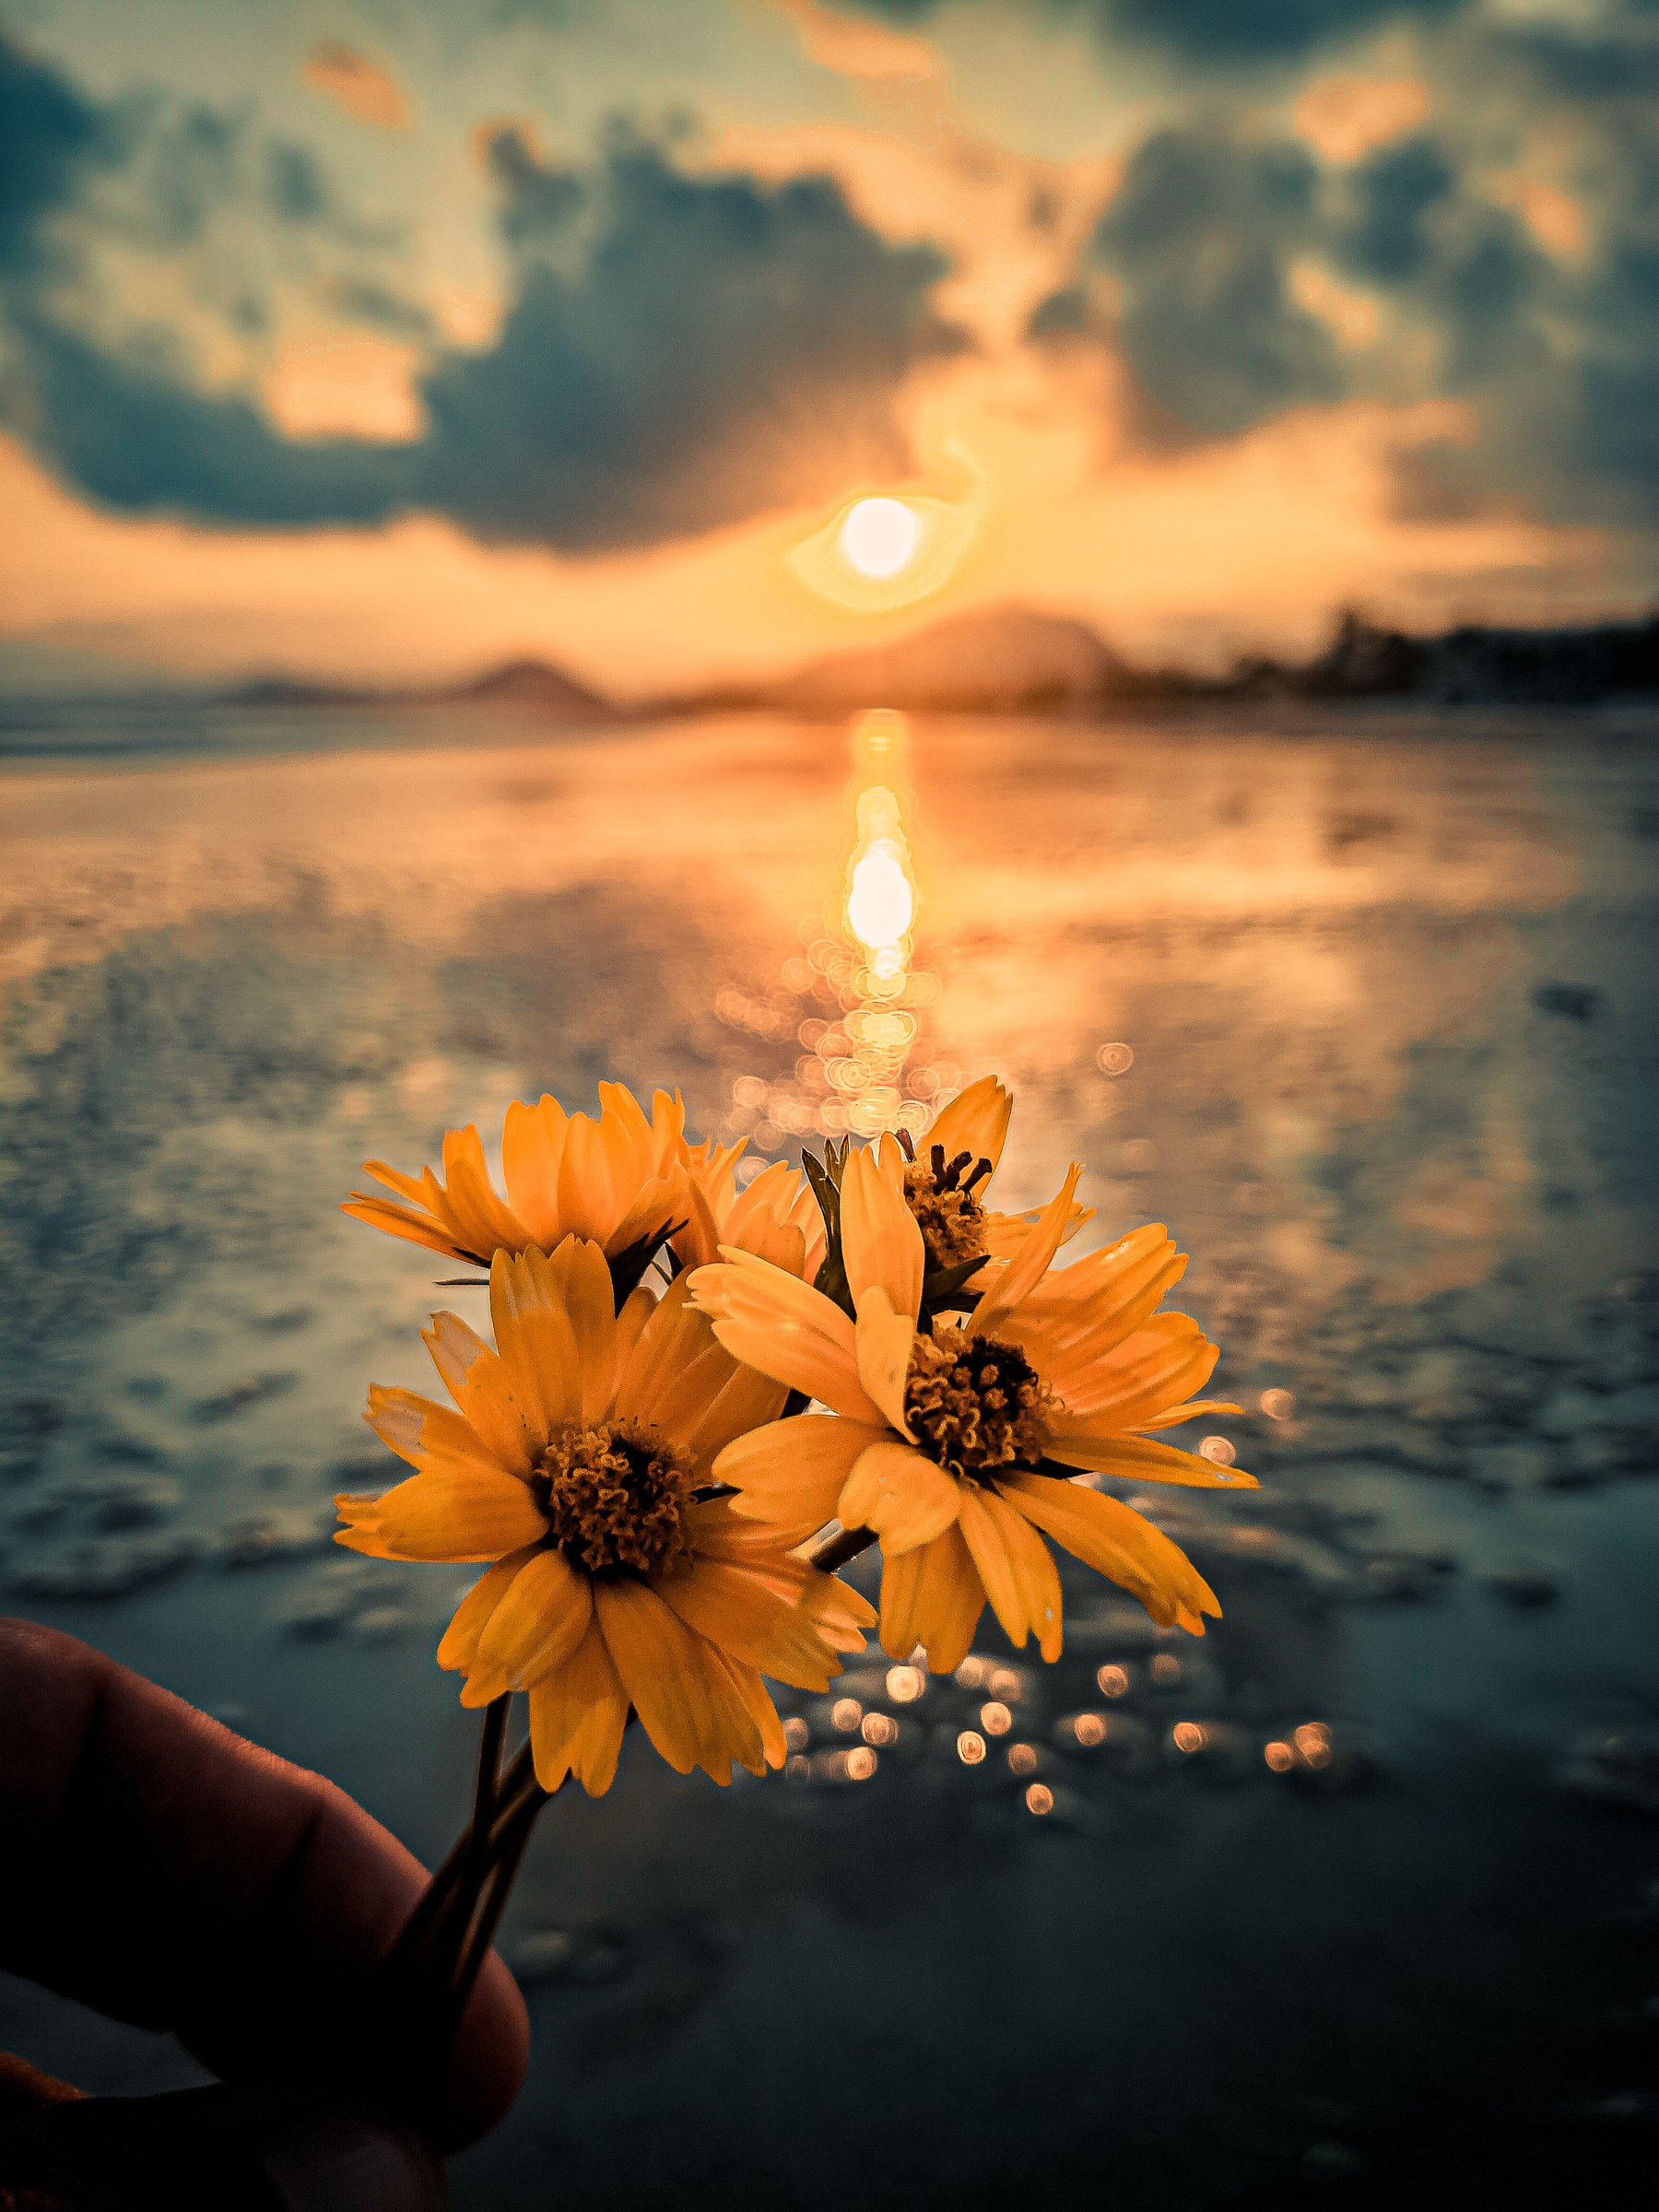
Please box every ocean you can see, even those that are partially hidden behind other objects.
[3,699,1658,2205]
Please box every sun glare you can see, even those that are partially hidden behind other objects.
[841,497,919,579]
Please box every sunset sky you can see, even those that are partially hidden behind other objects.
[1,0,1655,697]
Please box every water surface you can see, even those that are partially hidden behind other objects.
[2,701,1657,2206]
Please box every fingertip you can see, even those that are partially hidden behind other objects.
[432,1943,529,2151]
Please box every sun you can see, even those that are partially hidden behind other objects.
[841,497,919,579]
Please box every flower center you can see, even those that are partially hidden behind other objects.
[903,1332,1052,1480]
[528,1420,695,1577]
[903,1144,994,1274]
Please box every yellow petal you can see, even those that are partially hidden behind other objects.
[976,1485,1063,1660]
[1048,1312,1219,1430]
[955,1479,1033,1647]
[527,1618,629,1795]
[1001,1469,1219,1632]
[593,1579,762,1784]
[971,1162,1084,1332]
[335,1470,547,1563]
[500,1095,568,1248]
[839,1441,961,1555]
[840,1144,924,1324]
[436,1549,536,1674]
[681,1363,791,1482]
[421,1311,535,1472]
[365,1385,503,1482]
[878,1521,982,1671]
[927,1075,1012,1178]
[656,1556,845,1690]
[475,1547,594,1688]
[714,1416,888,1546]
[688,1251,885,1423]
[1135,1398,1244,1431]
[544,1236,619,1422]
[486,1247,581,1441]
[1041,1430,1256,1488]
[853,1285,916,1436]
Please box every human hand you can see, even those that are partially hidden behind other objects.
[0,1619,529,2202]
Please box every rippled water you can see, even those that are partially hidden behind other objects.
[3,702,1658,2206]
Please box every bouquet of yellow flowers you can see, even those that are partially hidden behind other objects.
[338,1075,1251,2071]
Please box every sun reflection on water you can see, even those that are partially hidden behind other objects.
[716,710,948,1154]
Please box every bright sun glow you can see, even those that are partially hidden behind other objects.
[846,842,914,953]
[841,497,919,579]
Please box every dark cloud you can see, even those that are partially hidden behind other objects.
[0,34,111,272]
[266,141,328,226]
[0,43,965,552]
[847,0,1465,65]
[1045,126,1339,438]
[1335,136,1453,284]
[6,312,411,523]
[415,135,965,547]
[1036,29,1659,533]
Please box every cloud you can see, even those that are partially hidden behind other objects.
[1053,126,1342,438]
[0,43,965,553]
[300,44,410,131]
[0,32,111,274]
[845,0,1466,67]
[418,131,966,547]
[1027,1,1659,534]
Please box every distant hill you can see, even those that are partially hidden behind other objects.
[761,606,1134,712]
[224,656,610,718]
[676,603,1659,716]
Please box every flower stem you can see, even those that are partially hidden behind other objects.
[805,1524,877,1573]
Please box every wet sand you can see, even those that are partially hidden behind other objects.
[3,702,1658,2205]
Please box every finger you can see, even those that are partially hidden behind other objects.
[0,1619,529,2151]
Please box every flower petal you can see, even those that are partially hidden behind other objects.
[877,1521,982,1672]
[436,1549,536,1674]
[656,1556,845,1690]
[1001,1469,1219,1632]
[527,1618,630,1796]
[971,1162,1084,1332]
[688,1250,885,1423]
[853,1286,916,1436]
[594,1579,764,1785]
[955,1479,1033,1648]
[1041,1431,1256,1488]
[500,1095,568,1248]
[487,1247,581,1441]
[714,1416,889,1545]
[474,1547,594,1691]
[365,1385,504,1482]
[841,1144,924,1324]
[927,1075,1012,1179]
[979,1485,1063,1660]
[335,1469,547,1563]
[839,1441,962,1555]
[1135,1398,1244,1431]
[421,1311,535,1472]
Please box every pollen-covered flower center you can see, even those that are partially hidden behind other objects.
[528,1421,695,1578]
[903,1333,1052,1479]
[903,1144,994,1275]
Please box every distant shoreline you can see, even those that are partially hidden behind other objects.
[4,606,1659,742]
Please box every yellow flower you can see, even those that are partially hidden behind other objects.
[336,1241,875,1794]
[343,1083,687,1272]
[672,1139,827,1280]
[689,1149,1250,1673]
[809,1077,1091,1317]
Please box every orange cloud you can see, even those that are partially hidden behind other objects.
[1294,75,1430,164]
[301,42,410,131]
[771,0,940,83]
